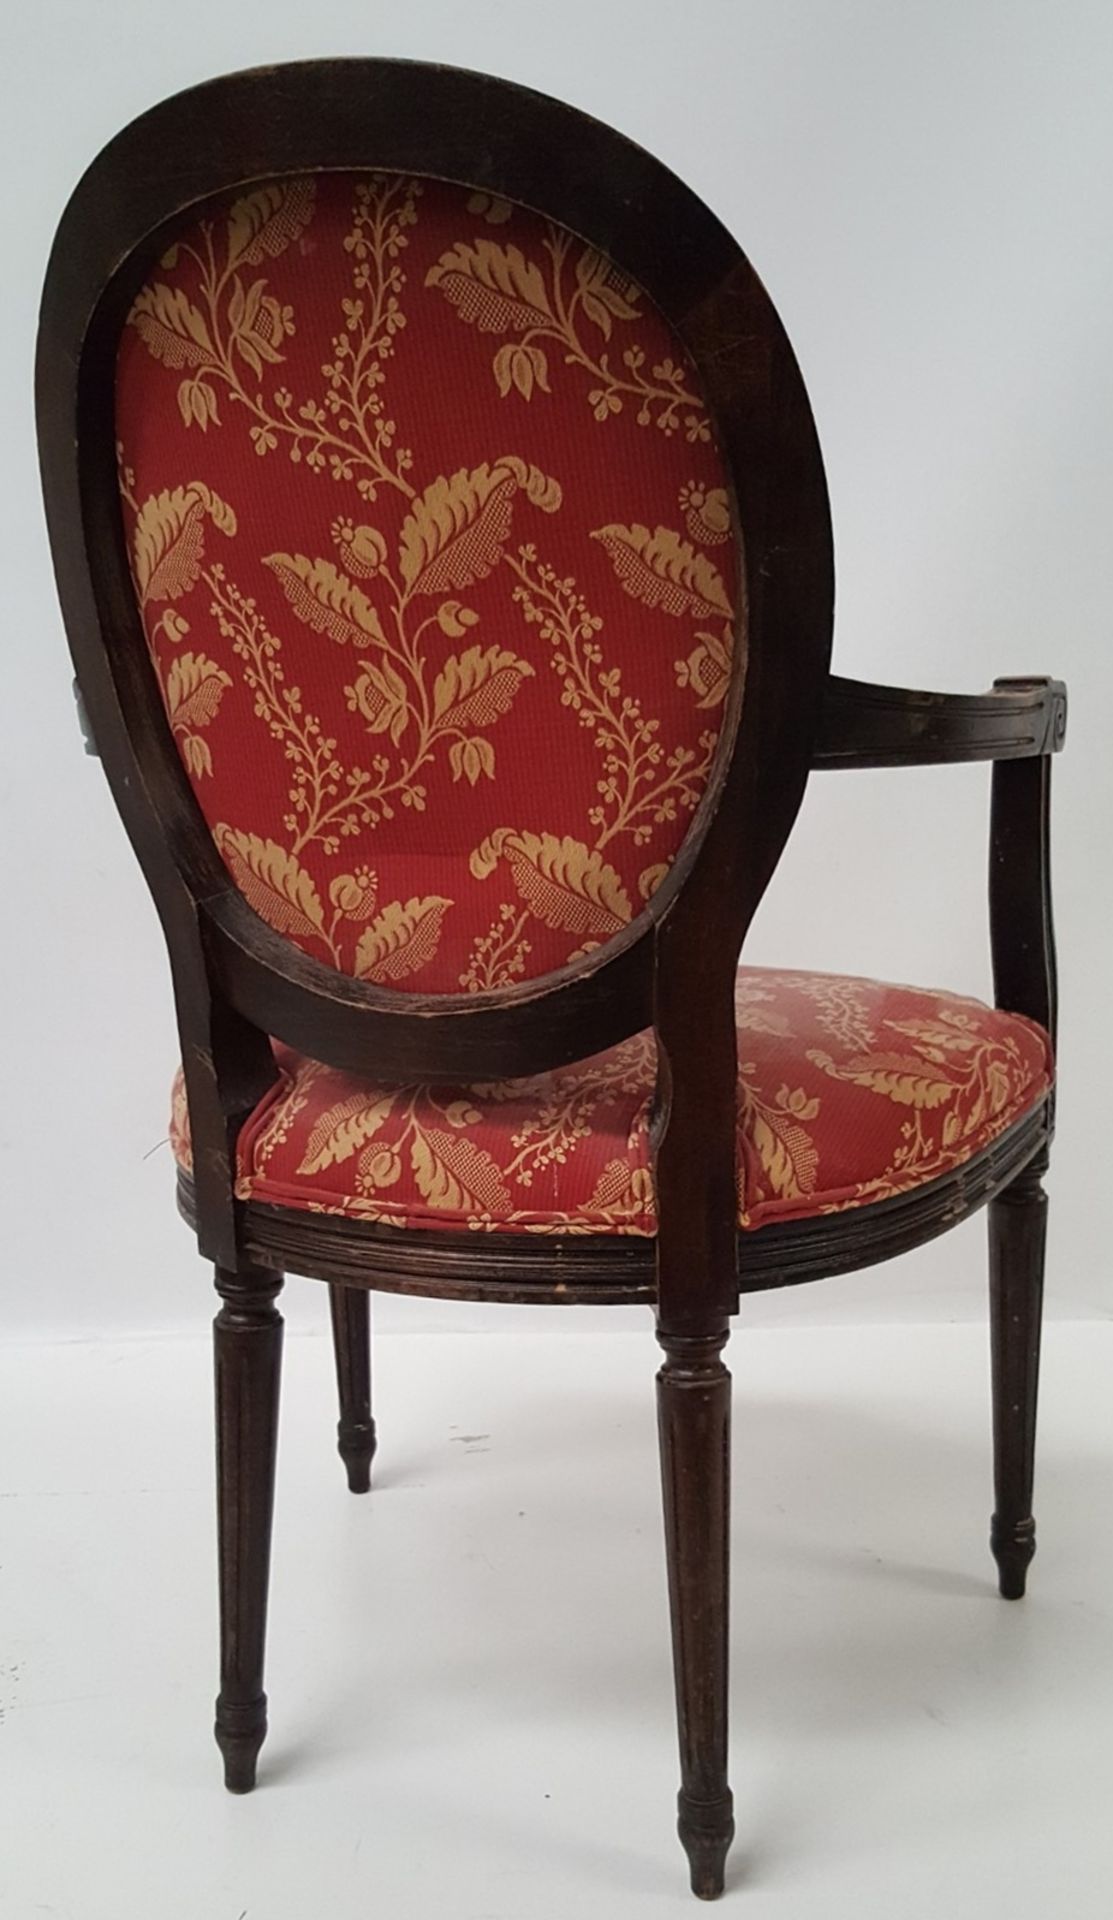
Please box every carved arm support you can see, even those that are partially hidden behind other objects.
[814,672,1064,1048]
[813,673,1066,769]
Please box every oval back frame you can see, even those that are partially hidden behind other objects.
[37,59,834,1098]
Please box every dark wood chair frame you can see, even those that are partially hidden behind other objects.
[37,58,1065,1901]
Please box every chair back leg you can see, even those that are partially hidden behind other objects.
[213,1265,284,1790]
[329,1283,377,1493]
[657,1324,735,1899]
[988,1151,1048,1598]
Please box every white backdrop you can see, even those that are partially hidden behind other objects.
[4,0,1110,1339]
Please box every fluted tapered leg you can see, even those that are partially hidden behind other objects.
[657,1325,734,1899]
[989,1154,1048,1599]
[213,1264,284,1791]
[328,1283,376,1493]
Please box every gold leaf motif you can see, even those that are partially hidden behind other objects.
[357,1145,403,1190]
[424,239,553,332]
[297,1091,394,1175]
[583,1159,653,1220]
[263,553,388,649]
[778,1084,821,1122]
[177,376,220,430]
[983,1056,1015,1116]
[410,1127,512,1214]
[399,466,513,593]
[164,651,232,731]
[227,277,292,374]
[226,179,316,266]
[493,341,550,399]
[579,291,613,338]
[133,483,237,603]
[470,830,631,936]
[887,1016,983,1055]
[807,1048,956,1110]
[128,284,213,370]
[448,736,496,785]
[213,826,326,941]
[680,483,731,546]
[397,459,561,595]
[329,870,378,919]
[676,627,733,709]
[347,659,410,742]
[332,520,387,579]
[591,523,733,620]
[497,455,563,513]
[200,490,236,536]
[436,599,480,637]
[574,247,642,324]
[354,896,453,983]
[182,734,213,779]
[432,645,534,729]
[637,862,670,902]
[748,1100,819,1199]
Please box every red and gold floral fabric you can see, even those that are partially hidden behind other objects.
[116,174,740,992]
[169,970,1053,1234]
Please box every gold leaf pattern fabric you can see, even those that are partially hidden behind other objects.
[115,173,740,990]
[168,969,1053,1234]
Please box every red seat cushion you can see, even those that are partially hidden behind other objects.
[170,968,1052,1233]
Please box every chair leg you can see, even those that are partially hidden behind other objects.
[657,1325,734,1900]
[988,1153,1048,1599]
[328,1283,377,1494]
[213,1264,284,1791]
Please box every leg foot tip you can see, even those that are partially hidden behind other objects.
[338,1422,376,1494]
[215,1695,267,1794]
[679,1796,733,1902]
[222,1758,258,1794]
[991,1516,1035,1600]
[686,1850,729,1901]
[218,1736,262,1793]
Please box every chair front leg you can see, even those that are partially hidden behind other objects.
[988,1150,1048,1598]
[328,1283,377,1493]
[213,1264,284,1791]
[657,1323,734,1899]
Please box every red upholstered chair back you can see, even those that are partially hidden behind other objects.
[115,175,741,994]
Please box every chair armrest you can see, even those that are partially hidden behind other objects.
[813,674,1067,770]
[811,670,1062,1050]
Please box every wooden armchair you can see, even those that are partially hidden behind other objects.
[36,60,1063,1901]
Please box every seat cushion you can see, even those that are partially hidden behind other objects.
[170,969,1052,1234]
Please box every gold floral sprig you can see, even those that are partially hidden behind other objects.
[426,225,711,441]
[128,176,422,500]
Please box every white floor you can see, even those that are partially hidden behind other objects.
[1,1317,1110,1919]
